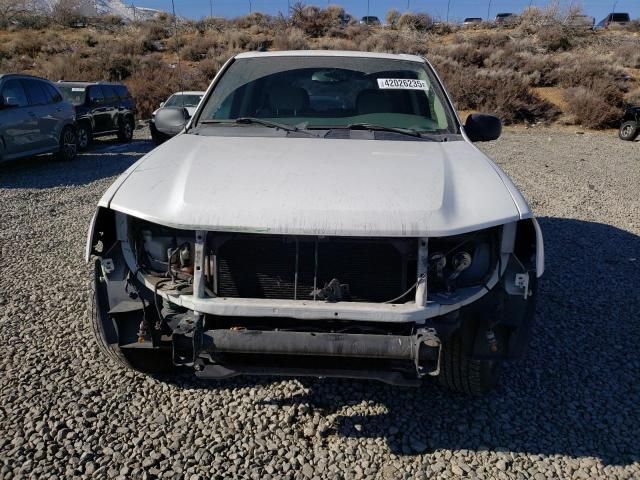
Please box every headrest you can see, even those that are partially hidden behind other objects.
[268,86,309,115]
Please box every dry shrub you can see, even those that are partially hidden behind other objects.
[273,28,308,50]
[10,30,44,57]
[551,54,627,89]
[537,25,572,52]
[397,12,433,31]
[386,9,401,28]
[290,4,340,37]
[42,53,108,81]
[563,79,625,129]
[626,88,640,106]
[316,36,357,50]
[181,34,219,61]
[616,43,640,69]
[233,12,274,30]
[359,30,427,55]
[432,57,559,124]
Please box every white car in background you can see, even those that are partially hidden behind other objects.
[87,51,544,395]
[150,91,205,144]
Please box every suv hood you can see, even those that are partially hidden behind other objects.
[103,134,530,237]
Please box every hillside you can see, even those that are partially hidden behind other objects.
[0,7,638,124]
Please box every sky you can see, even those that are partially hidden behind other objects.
[129,0,639,23]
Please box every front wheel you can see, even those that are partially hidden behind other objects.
[55,126,77,161]
[437,332,501,395]
[77,123,92,150]
[619,121,639,141]
[117,117,134,143]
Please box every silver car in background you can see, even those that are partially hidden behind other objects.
[0,74,76,164]
[150,91,205,145]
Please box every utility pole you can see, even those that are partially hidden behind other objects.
[446,0,451,22]
[249,0,252,14]
[171,0,183,97]
[612,1,618,13]
[367,0,369,17]
[209,0,212,17]
[407,0,409,10]
[487,0,492,21]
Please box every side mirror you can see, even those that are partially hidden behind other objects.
[464,113,502,142]
[160,101,165,107]
[154,106,190,135]
[0,97,19,109]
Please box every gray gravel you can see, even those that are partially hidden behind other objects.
[1,127,639,479]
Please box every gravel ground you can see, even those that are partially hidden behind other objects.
[0,127,639,479]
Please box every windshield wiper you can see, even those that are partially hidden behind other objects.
[309,122,441,139]
[200,117,320,137]
[344,123,424,138]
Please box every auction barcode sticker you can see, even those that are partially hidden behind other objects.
[377,78,429,90]
[72,88,85,92]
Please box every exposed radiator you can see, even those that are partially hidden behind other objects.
[215,236,416,303]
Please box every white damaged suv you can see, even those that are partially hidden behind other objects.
[87,51,544,395]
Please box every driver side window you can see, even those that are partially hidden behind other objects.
[1,79,29,108]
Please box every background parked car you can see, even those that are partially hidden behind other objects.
[150,91,205,145]
[57,81,135,150]
[597,12,631,29]
[463,17,483,27]
[565,14,595,29]
[494,13,518,25]
[0,73,76,164]
[360,16,381,26]
[619,106,639,141]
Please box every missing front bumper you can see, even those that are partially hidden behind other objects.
[172,319,441,383]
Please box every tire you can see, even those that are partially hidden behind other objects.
[89,273,173,375]
[76,122,92,150]
[437,331,501,395]
[619,121,639,141]
[117,117,134,143]
[55,125,77,161]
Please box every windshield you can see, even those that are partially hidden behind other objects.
[165,94,203,108]
[58,85,86,106]
[197,56,457,134]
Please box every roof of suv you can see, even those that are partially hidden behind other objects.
[0,73,50,81]
[56,81,127,87]
[234,50,425,63]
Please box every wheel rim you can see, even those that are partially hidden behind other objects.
[78,127,88,148]
[63,129,77,158]
[125,122,133,139]
[622,125,633,137]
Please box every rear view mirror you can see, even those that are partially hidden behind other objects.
[464,114,502,142]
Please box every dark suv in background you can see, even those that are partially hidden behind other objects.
[57,81,135,150]
[0,73,76,164]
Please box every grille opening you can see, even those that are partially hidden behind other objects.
[215,235,417,303]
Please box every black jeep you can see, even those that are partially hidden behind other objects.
[619,106,640,141]
[57,81,136,150]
